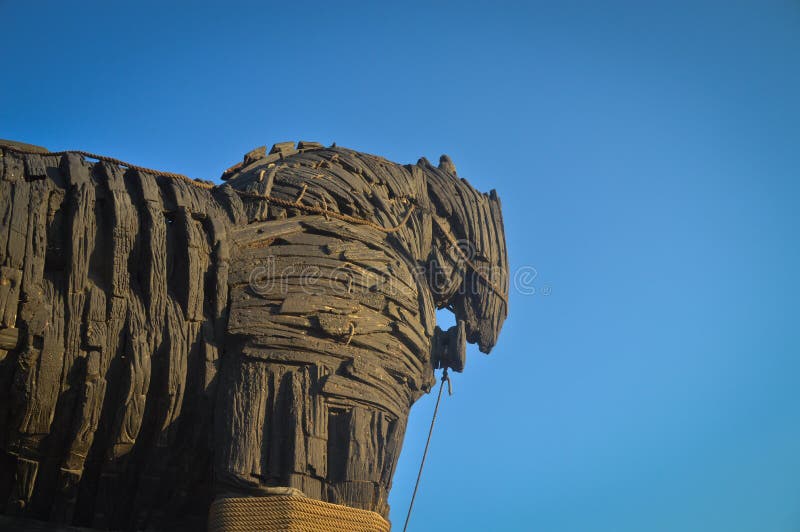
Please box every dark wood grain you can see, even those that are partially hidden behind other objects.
[0,140,508,530]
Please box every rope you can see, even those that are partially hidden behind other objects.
[403,368,452,532]
[2,144,507,302]
[2,144,415,233]
[0,145,213,189]
[431,215,510,307]
[295,183,308,203]
[235,190,416,234]
[1,144,413,231]
[241,191,508,310]
[208,495,390,532]
[345,322,356,345]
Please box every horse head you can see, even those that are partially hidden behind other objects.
[416,155,509,358]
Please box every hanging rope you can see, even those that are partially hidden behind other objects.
[402,368,452,532]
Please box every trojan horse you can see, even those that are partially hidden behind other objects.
[0,139,508,530]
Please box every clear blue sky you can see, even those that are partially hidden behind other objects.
[2,1,799,530]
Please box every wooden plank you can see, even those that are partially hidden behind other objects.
[0,181,14,264]
[131,170,167,339]
[0,326,19,350]
[107,296,151,459]
[5,457,39,515]
[269,141,296,155]
[100,163,138,297]
[20,179,49,301]
[0,267,21,327]
[24,154,47,179]
[2,150,25,182]
[214,355,270,484]
[6,180,31,271]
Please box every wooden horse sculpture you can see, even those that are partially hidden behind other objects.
[0,140,508,530]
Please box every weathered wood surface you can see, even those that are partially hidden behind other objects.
[0,140,508,530]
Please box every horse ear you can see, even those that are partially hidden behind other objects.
[438,154,457,175]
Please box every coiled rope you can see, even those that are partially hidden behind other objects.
[208,495,390,532]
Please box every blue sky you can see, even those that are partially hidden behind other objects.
[2,1,799,530]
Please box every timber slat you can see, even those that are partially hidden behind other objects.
[0,141,508,529]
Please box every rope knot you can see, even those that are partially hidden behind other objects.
[442,368,453,396]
